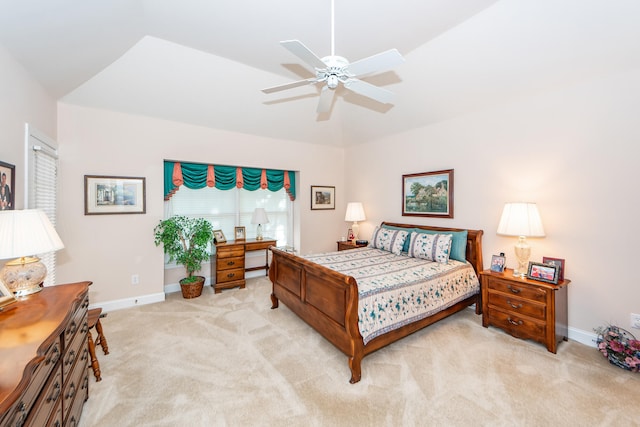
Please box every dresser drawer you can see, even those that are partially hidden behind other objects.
[217,256,245,271]
[63,312,88,381]
[216,246,244,258]
[25,364,63,427]
[488,308,546,343]
[216,267,245,284]
[64,295,89,349]
[487,291,546,320]
[486,277,547,303]
[63,352,88,425]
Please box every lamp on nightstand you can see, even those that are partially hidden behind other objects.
[345,202,366,241]
[251,208,270,241]
[497,202,545,278]
[0,209,65,296]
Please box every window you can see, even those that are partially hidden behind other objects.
[25,124,59,286]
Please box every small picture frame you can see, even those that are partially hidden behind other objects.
[84,175,146,215]
[234,226,246,241]
[311,185,335,210]
[0,281,17,310]
[213,229,226,244]
[0,160,16,211]
[542,257,565,282]
[527,261,560,284]
[347,228,354,241]
[490,254,506,273]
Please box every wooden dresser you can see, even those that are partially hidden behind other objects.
[0,282,91,427]
[211,238,276,294]
[480,269,570,353]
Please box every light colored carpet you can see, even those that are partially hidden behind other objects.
[78,277,640,427]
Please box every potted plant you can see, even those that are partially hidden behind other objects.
[154,215,213,298]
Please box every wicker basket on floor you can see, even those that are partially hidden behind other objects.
[179,276,205,299]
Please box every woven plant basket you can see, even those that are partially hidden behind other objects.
[179,276,205,299]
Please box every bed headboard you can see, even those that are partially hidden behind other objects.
[380,222,484,275]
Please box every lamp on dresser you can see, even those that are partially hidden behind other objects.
[251,208,270,241]
[0,209,64,296]
[345,202,366,241]
[496,202,545,278]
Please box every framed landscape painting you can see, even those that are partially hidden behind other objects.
[402,169,454,218]
[84,175,146,215]
[311,185,335,210]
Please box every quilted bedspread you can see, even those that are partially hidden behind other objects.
[303,247,480,344]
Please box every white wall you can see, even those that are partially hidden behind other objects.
[56,104,346,307]
[345,67,640,339]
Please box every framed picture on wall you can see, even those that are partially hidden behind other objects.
[311,185,335,210]
[0,160,15,211]
[402,169,454,218]
[84,175,146,215]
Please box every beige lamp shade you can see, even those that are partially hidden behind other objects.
[345,202,366,241]
[496,202,545,278]
[251,208,270,240]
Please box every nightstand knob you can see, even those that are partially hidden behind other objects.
[507,284,521,294]
[507,317,523,326]
[506,300,522,309]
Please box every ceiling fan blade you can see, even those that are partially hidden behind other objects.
[280,40,327,70]
[346,49,405,77]
[344,79,395,104]
[262,78,317,94]
[317,85,334,113]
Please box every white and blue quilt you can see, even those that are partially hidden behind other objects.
[303,247,480,344]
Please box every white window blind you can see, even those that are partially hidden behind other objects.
[25,124,59,287]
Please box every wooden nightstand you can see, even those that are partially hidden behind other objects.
[480,268,570,353]
[337,241,367,251]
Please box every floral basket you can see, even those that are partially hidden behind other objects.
[595,325,640,372]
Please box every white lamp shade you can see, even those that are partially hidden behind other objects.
[251,208,270,224]
[344,202,366,222]
[0,209,64,259]
[496,202,545,237]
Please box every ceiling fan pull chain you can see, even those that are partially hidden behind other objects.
[331,0,335,56]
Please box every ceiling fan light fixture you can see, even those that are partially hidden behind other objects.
[327,75,339,89]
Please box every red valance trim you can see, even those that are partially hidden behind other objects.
[207,165,215,187]
[172,162,184,187]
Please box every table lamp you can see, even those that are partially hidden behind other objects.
[496,202,545,278]
[0,209,65,296]
[345,202,366,241]
[251,208,270,241]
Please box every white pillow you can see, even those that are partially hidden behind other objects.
[369,226,409,255]
[407,232,452,263]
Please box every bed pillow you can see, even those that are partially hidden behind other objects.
[369,226,409,255]
[411,228,468,262]
[407,232,452,264]
[381,224,412,252]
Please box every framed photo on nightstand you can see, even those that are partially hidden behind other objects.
[490,254,506,273]
[543,257,565,281]
[527,261,560,284]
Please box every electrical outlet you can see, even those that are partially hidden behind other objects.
[631,313,640,329]
[131,274,139,285]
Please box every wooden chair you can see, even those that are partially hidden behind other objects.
[87,307,109,381]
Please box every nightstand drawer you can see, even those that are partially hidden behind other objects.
[487,277,547,303]
[488,308,546,342]
[216,246,245,258]
[487,292,546,320]
[216,267,244,283]
[217,256,245,271]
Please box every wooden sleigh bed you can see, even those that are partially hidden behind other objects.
[268,222,484,383]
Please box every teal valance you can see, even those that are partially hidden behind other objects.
[164,161,296,201]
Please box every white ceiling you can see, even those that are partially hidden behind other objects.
[1,0,639,146]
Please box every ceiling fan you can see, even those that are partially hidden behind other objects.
[262,0,405,113]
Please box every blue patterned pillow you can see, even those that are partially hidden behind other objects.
[407,232,452,263]
[369,226,409,255]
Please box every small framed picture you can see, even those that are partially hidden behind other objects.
[347,228,354,241]
[213,229,226,244]
[311,185,335,210]
[542,257,565,282]
[0,281,17,310]
[84,175,146,215]
[490,254,506,273]
[526,261,560,284]
[234,226,246,241]
[0,160,15,211]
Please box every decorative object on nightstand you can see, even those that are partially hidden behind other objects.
[345,202,366,241]
[496,202,545,278]
[337,240,368,251]
[594,325,640,372]
[251,208,270,240]
[480,268,571,353]
[0,209,65,296]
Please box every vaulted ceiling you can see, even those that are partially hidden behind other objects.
[1,0,638,146]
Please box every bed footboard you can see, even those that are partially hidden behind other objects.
[269,247,365,383]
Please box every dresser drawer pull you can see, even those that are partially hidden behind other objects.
[47,345,61,365]
[507,317,523,326]
[226,261,236,266]
[506,300,522,309]
[65,349,76,366]
[68,321,78,336]
[507,284,521,294]
[227,273,235,278]
[66,382,76,400]
[47,382,62,402]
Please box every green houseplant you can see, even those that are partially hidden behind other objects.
[154,215,213,298]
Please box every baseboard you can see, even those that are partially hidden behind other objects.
[568,326,597,348]
[164,271,266,294]
[89,292,165,313]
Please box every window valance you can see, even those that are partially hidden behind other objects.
[164,161,296,201]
